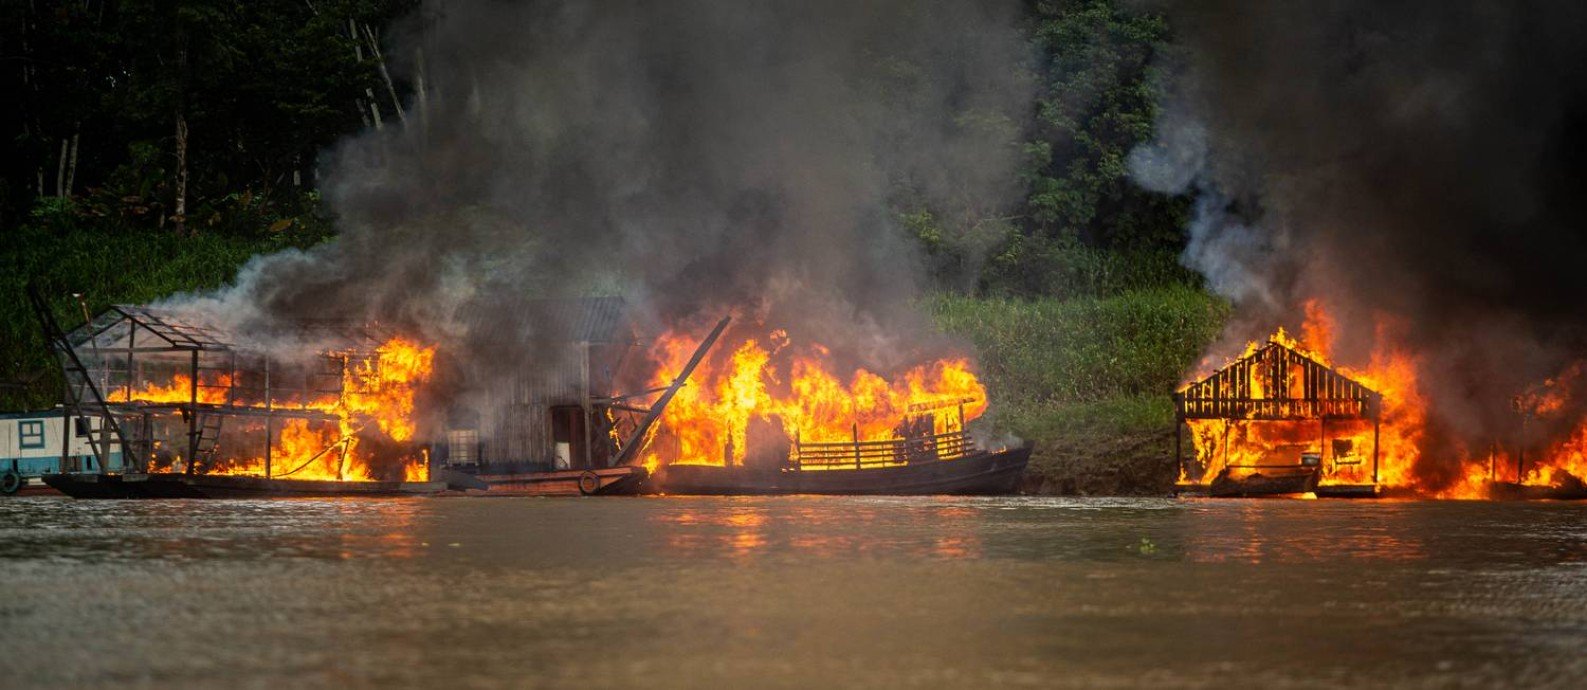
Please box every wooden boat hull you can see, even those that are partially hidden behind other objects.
[1487,480,1587,501]
[645,446,1031,496]
[42,473,445,499]
[1313,483,1383,499]
[1208,467,1321,497]
[465,466,648,496]
[1,478,63,497]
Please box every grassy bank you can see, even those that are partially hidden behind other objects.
[930,286,1228,495]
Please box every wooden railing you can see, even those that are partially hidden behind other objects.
[791,430,974,470]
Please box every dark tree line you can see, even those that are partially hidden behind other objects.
[2,0,1190,293]
[2,0,415,236]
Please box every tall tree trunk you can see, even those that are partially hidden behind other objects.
[362,23,405,124]
[174,115,188,235]
[414,48,430,136]
[55,138,68,197]
[64,126,80,199]
[351,18,382,130]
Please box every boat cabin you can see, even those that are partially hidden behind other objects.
[1,409,124,493]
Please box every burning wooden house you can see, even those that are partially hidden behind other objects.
[29,290,444,498]
[1174,336,1382,498]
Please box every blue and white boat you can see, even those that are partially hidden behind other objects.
[1,409,124,494]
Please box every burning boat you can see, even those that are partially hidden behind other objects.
[437,300,1027,496]
[1175,331,1383,498]
[29,289,444,498]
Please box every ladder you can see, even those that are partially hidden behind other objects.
[26,285,139,473]
[192,413,224,467]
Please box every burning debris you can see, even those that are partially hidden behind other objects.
[36,300,435,490]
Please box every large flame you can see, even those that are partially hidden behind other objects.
[109,337,435,482]
[1183,299,1585,498]
[633,326,988,471]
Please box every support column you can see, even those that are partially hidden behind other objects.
[580,341,593,469]
[264,359,272,478]
[1372,415,1381,485]
[186,350,198,475]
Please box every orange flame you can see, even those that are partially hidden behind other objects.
[1184,299,1587,498]
[116,337,435,482]
[632,326,987,471]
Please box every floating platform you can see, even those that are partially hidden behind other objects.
[1172,482,1210,497]
[1208,467,1320,498]
[460,466,649,496]
[1487,480,1587,501]
[42,472,445,499]
[1314,483,1384,499]
[644,446,1031,496]
[1176,481,1383,498]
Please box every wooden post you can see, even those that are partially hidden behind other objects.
[1222,420,1230,471]
[1318,417,1326,474]
[264,359,272,478]
[853,422,861,470]
[60,394,72,474]
[1174,412,1183,480]
[186,350,198,475]
[1372,414,1381,485]
[581,342,593,469]
[1517,413,1528,483]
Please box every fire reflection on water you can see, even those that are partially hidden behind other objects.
[1180,501,1428,564]
[653,500,985,561]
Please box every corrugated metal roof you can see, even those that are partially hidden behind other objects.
[463,296,632,345]
[528,296,629,343]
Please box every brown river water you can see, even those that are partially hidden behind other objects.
[2,495,1586,689]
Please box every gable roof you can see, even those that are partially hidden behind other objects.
[1176,340,1380,420]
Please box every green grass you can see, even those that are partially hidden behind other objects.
[928,287,1228,493]
[929,284,1227,408]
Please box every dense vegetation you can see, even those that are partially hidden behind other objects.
[1,1,1222,491]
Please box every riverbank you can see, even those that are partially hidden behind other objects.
[929,287,1227,495]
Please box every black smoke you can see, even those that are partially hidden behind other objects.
[1130,2,1587,486]
[167,1,1032,428]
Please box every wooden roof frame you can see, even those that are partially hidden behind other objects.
[1174,340,1381,422]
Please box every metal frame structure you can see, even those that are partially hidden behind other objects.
[1173,339,1382,484]
[31,295,395,479]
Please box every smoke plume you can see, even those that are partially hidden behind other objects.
[1130,2,1587,485]
[167,1,1031,426]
